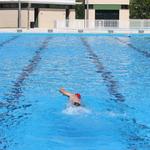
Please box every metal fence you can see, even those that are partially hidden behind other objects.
[55,19,150,30]
[0,18,150,31]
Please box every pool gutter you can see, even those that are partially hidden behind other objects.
[0,28,150,35]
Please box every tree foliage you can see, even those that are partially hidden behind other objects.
[130,0,150,19]
[75,4,85,19]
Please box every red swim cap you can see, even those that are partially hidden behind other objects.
[75,93,81,99]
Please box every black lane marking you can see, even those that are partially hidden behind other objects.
[115,37,150,58]
[5,37,51,105]
[121,118,150,150]
[81,36,150,148]
[0,37,51,150]
[0,35,20,48]
[81,39,150,149]
[0,137,10,150]
[81,37,125,102]
[0,37,51,127]
[82,38,150,148]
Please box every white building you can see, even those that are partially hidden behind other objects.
[86,0,130,28]
[0,0,75,28]
[0,0,129,28]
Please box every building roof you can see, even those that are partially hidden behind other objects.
[0,0,75,5]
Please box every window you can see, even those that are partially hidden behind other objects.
[95,10,119,20]
[0,3,28,9]
[0,3,17,8]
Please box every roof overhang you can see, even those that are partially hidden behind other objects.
[0,0,75,5]
[88,0,129,5]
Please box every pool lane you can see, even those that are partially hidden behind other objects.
[8,36,127,150]
[1,36,51,125]
[1,34,150,150]
[82,36,144,149]
[0,36,51,150]
[115,37,150,58]
[130,37,150,52]
[45,36,150,150]
[88,36,150,150]
[0,34,37,150]
[81,37,125,102]
[0,35,20,48]
[89,36,150,107]
[0,35,48,98]
[6,37,51,102]
[82,38,146,149]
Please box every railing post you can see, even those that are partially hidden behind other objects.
[27,3,31,30]
[53,19,150,31]
[54,20,57,29]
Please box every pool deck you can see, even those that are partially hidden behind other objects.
[0,28,150,34]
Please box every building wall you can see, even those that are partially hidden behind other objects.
[21,9,34,28]
[0,10,18,28]
[0,8,74,28]
[119,9,129,28]
[0,9,34,28]
[88,9,95,20]
[38,8,66,28]
[0,1,129,29]
[69,9,75,20]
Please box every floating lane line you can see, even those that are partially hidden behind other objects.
[115,37,150,58]
[81,37,125,102]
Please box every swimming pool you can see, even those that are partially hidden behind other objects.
[0,33,150,150]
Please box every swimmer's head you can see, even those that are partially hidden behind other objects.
[75,93,81,99]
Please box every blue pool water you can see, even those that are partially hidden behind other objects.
[0,34,150,150]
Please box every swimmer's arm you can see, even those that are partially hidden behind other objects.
[59,88,73,97]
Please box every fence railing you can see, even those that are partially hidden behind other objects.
[55,19,150,30]
[130,20,150,29]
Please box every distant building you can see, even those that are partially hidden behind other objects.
[85,0,130,27]
[85,0,129,19]
[0,0,75,28]
[0,0,129,28]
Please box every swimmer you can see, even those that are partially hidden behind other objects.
[59,88,81,106]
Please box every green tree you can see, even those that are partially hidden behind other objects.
[130,0,150,19]
[75,4,85,19]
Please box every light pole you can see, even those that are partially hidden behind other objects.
[18,0,21,28]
